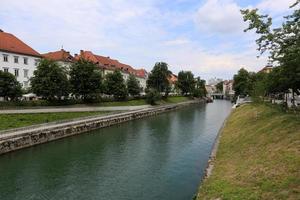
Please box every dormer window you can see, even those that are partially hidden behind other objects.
[3,54,8,62]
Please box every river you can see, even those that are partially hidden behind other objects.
[0,100,232,200]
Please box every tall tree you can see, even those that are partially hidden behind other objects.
[127,74,141,97]
[0,71,22,100]
[241,1,300,105]
[176,71,195,96]
[31,59,70,100]
[104,70,128,100]
[146,62,171,97]
[193,77,207,98]
[216,81,223,93]
[69,59,102,101]
[233,68,255,97]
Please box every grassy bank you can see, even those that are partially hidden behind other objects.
[0,111,110,131]
[197,103,300,200]
[0,96,191,109]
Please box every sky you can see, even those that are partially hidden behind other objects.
[0,0,297,80]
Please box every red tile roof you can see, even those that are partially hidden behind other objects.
[0,30,41,57]
[76,50,147,78]
[42,49,74,62]
[168,74,178,84]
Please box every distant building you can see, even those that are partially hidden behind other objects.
[0,29,41,88]
[168,74,178,93]
[259,65,273,74]
[205,85,217,97]
[42,49,74,70]
[75,50,148,91]
[208,77,223,86]
[223,80,235,99]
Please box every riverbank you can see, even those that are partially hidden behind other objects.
[197,103,300,199]
[0,100,203,155]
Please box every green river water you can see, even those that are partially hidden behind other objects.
[0,100,232,200]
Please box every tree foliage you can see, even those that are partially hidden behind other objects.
[69,59,102,101]
[241,2,300,105]
[104,70,128,100]
[216,81,223,93]
[31,59,70,100]
[176,71,195,96]
[0,71,22,100]
[193,77,207,98]
[233,68,255,97]
[146,62,171,96]
[127,74,141,97]
[145,88,161,105]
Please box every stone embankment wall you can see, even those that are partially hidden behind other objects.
[0,101,202,155]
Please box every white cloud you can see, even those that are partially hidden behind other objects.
[163,38,190,46]
[194,0,246,35]
[257,0,296,15]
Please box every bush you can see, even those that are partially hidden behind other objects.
[145,88,161,105]
[0,71,22,100]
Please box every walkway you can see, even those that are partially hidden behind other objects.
[0,105,151,114]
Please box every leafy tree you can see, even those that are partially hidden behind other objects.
[216,81,223,93]
[104,70,128,100]
[127,74,141,97]
[145,88,161,105]
[69,59,102,101]
[193,77,207,98]
[176,71,195,96]
[146,62,171,97]
[233,68,255,97]
[31,59,70,100]
[0,71,22,100]
[241,1,300,106]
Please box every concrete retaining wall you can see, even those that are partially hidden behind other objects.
[0,101,202,155]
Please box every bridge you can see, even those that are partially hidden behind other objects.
[210,93,225,99]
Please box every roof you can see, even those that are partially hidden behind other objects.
[76,50,147,78]
[0,30,41,57]
[168,74,178,84]
[42,49,74,62]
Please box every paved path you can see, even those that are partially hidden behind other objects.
[0,105,151,114]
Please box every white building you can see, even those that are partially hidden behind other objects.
[0,30,41,88]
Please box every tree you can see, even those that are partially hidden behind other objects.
[241,1,300,106]
[145,88,161,105]
[176,71,195,96]
[193,77,207,98]
[0,71,22,100]
[127,74,141,97]
[233,68,255,97]
[31,59,70,100]
[146,62,171,97]
[69,59,102,101]
[104,70,128,100]
[216,81,223,93]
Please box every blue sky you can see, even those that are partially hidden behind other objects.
[0,0,297,80]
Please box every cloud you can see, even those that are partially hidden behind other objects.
[257,0,296,15]
[163,38,190,46]
[194,0,246,35]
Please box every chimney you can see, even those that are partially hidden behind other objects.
[107,56,110,59]
[0,29,3,32]
[74,54,78,57]
[80,50,84,55]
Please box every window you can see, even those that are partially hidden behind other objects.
[3,54,8,62]
[24,69,29,78]
[24,57,28,65]
[3,68,9,73]
[14,56,19,63]
[34,59,39,66]
[14,68,19,77]
[23,81,28,88]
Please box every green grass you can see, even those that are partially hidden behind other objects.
[197,103,300,200]
[0,111,110,131]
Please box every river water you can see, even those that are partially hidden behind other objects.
[0,100,232,200]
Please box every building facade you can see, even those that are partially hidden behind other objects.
[75,50,148,91]
[0,30,41,88]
